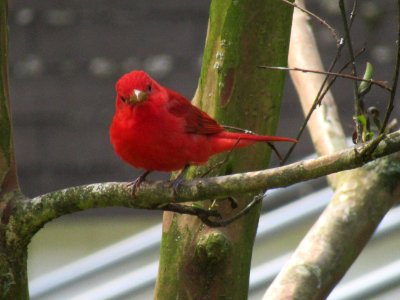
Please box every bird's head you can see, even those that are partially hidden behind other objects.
[115,70,157,106]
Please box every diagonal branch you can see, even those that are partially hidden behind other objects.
[263,152,400,300]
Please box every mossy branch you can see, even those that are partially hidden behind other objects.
[263,153,400,300]
[14,130,400,237]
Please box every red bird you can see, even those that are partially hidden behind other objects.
[110,70,297,187]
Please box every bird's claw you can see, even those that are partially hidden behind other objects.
[128,171,151,197]
[127,178,141,197]
[170,164,190,196]
[170,176,184,196]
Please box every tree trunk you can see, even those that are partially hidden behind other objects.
[154,1,294,299]
[0,1,30,298]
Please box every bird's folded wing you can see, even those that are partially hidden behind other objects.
[165,89,224,135]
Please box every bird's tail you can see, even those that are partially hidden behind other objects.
[209,131,297,155]
[217,131,298,143]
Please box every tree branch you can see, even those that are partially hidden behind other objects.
[263,153,400,300]
[16,130,400,237]
[262,1,400,299]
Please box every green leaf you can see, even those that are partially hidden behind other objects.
[358,62,374,97]
[355,114,375,142]
[355,114,368,128]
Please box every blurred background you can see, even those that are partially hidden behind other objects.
[6,0,400,299]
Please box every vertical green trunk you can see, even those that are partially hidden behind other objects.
[0,1,29,299]
[155,0,293,299]
[0,245,29,300]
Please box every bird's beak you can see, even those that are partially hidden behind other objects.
[128,89,148,104]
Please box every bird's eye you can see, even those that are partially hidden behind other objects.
[120,96,127,103]
[147,84,152,93]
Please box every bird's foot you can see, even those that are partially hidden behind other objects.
[170,164,190,196]
[128,170,152,197]
[170,176,184,196]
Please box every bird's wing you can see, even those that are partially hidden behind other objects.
[165,89,224,135]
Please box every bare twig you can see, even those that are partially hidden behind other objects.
[221,125,255,134]
[349,0,358,28]
[380,0,400,134]
[282,0,346,181]
[279,0,340,45]
[259,66,391,91]
[339,0,363,143]
[282,47,344,164]
[157,203,223,226]
[317,48,366,105]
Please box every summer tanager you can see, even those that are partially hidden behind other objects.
[110,70,296,186]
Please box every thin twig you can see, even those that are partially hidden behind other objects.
[339,0,363,143]
[380,0,400,134]
[222,125,256,135]
[157,203,223,227]
[349,0,358,28]
[270,50,368,164]
[279,0,340,45]
[317,48,367,105]
[258,66,391,91]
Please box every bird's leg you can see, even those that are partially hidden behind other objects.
[170,164,190,195]
[128,170,152,196]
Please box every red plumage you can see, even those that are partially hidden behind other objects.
[110,70,296,172]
